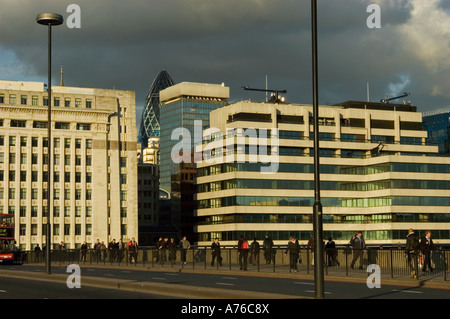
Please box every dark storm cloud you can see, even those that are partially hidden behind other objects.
[0,0,449,118]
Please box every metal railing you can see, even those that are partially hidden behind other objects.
[12,246,449,281]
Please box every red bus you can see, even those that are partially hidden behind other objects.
[0,214,15,264]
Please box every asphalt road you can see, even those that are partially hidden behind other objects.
[1,264,449,300]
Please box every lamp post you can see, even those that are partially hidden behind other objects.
[36,12,64,275]
[311,0,325,299]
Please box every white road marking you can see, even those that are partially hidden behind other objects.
[216,282,235,286]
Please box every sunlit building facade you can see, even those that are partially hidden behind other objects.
[0,80,138,250]
[195,100,450,246]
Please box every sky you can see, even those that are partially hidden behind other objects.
[1,0,450,126]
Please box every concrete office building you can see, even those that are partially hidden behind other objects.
[0,80,138,250]
[195,100,450,246]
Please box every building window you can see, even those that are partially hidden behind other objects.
[86,172,92,183]
[75,224,81,236]
[86,99,92,108]
[9,94,16,104]
[10,120,26,127]
[64,98,71,107]
[32,96,38,106]
[75,98,81,108]
[64,206,70,217]
[86,139,92,149]
[55,122,70,130]
[86,206,92,217]
[20,95,27,105]
[53,206,60,217]
[75,139,81,149]
[9,136,15,146]
[75,206,81,217]
[20,136,27,147]
[76,123,91,131]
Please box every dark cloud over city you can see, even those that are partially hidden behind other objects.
[1,0,450,123]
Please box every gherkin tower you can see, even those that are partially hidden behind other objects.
[138,70,175,147]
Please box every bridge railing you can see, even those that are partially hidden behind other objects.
[15,245,449,281]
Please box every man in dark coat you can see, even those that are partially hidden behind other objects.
[211,238,222,266]
[263,234,274,264]
[350,231,365,269]
[419,230,435,272]
[405,228,419,278]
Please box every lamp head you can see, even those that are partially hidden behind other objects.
[36,13,64,26]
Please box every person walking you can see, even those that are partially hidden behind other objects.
[179,236,190,265]
[211,237,222,267]
[405,228,419,278]
[325,236,338,266]
[238,235,249,270]
[250,237,260,266]
[263,234,274,264]
[127,237,138,264]
[168,237,177,264]
[420,230,435,272]
[285,236,300,272]
[80,241,88,262]
[350,231,366,269]
[34,244,41,263]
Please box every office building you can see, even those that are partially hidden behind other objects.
[0,80,138,250]
[195,100,450,246]
[423,108,450,155]
[159,82,229,240]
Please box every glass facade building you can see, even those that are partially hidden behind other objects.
[159,82,229,240]
[423,109,450,155]
[138,70,175,147]
[195,100,450,246]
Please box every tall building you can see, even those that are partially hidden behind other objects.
[138,70,175,147]
[0,80,138,250]
[423,108,450,155]
[195,100,450,246]
[159,82,229,240]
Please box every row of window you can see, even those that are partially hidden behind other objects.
[0,136,92,148]
[0,120,91,131]
[197,162,450,177]
[198,196,450,209]
[0,94,92,108]
[19,223,92,236]
[200,213,450,225]
[198,179,450,193]
[0,154,92,166]
[198,229,450,242]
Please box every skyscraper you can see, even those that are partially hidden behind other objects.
[159,82,229,240]
[138,70,175,148]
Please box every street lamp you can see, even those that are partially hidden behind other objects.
[311,0,324,299]
[36,12,64,275]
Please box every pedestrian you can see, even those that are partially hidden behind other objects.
[405,228,419,278]
[159,237,168,264]
[108,239,118,262]
[117,239,124,263]
[179,236,190,265]
[168,237,177,264]
[127,237,138,264]
[94,239,101,262]
[34,244,41,263]
[100,241,107,261]
[238,235,249,270]
[285,236,300,272]
[80,241,88,262]
[211,237,222,267]
[419,230,435,272]
[250,237,260,266]
[263,233,274,264]
[325,236,338,266]
[350,231,365,269]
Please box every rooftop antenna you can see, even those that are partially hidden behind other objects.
[60,64,64,86]
[242,85,287,103]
